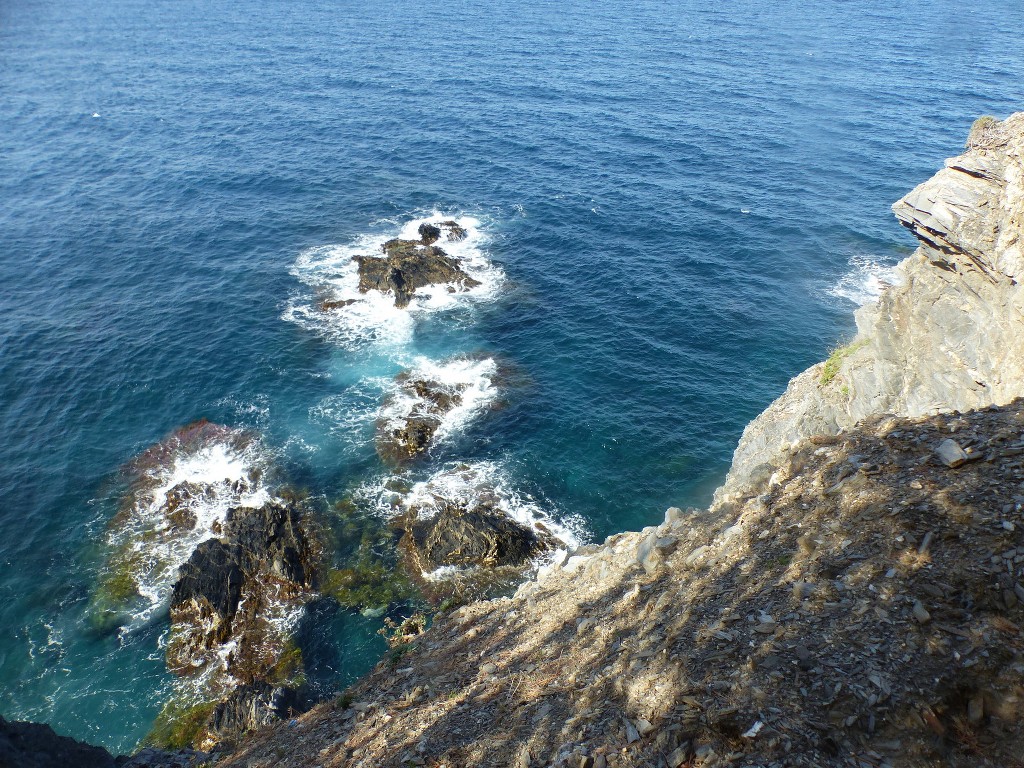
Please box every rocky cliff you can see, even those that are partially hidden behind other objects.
[202,114,1024,768]
[715,113,1024,507]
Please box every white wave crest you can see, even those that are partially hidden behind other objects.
[284,213,504,349]
[829,255,904,306]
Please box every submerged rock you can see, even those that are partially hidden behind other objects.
[353,237,480,308]
[317,297,356,311]
[167,501,316,689]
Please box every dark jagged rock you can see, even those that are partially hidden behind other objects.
[0,715,116,768]
[353,238,479,308]
[400,500,554,571]
[417,223,442,244]
[167,502,315,687]
[198,683,305,750]
[438,219,468,241]
[0,715,213,768]
[170,539,243,648]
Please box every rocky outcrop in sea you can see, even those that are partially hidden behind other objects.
[93,423,320,751]
[166,500,316,689]
[353,221,480,308]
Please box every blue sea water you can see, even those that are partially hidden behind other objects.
[2,0,1023,752]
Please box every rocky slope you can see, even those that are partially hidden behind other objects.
[217,402,1024,768]
[716,113,1024,506]
[208,113,1024,768]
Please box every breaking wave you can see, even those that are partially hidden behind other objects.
[378,355,499,447]
[829,255,904,306]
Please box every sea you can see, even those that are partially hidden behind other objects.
[2,0,1023,753]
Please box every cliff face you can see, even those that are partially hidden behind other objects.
[716,113,1024,506]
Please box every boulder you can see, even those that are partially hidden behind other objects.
[353,239,479,308]
[400,500,554,571]
[163,482,211,531]
[417,223,442,244]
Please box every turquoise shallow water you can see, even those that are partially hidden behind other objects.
[2,0,1024,752]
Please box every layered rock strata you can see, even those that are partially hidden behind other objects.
[717,113,1024,506]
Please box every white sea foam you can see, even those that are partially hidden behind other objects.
[109,428,273,630]
[355,461,584,577]
[378,356,499,446]
[829,255,904,306]
[284,213,504,350]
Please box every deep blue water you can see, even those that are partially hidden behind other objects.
[2,0,1023,752]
